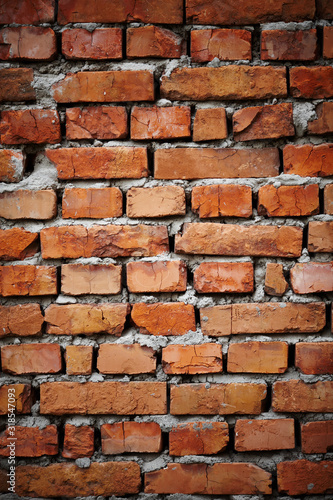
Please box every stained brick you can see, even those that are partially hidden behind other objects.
[283,144,333,176]
[1,344,61,375]
[0,228,38,261]
[261,29,317,60]
[0,68,35,102]
[62,28,122,60]
[273,380,333,412]
[264,263,288,296]
[66,107,128,140]
[324,184,333,214]
[0,149,25,182]
[308,221,333,252]
[193,108,228,142]
[227,342,288,373]
[169,422,229,455]
[0,0,55,24]
[235,419,295,451]
[131,106,191,140]
[61,264,122,295]
[131,302,196,336]
[0,27,56,61]
[277,460,333,495]
[62,425,94,459]
[62,187,123,219]
[324,26,333,58]
[101,422,162,454]
[65,345,93,375]
[127,186,186,218]
[191,29,251,62]
[295,342,333,374]
[0,426,58,457]
[0,109,61,144]
[290,66,333,98]
[0,265,57,296]
[127,26,185,58]
[127,260,187,293]
[301,421,333,453]
[194,262,253,293]
[258,184,319,216]
[0,189,57,219]
[0,384,32,415]
[97,344,156,374]
[0,304,43,337]
[192,185,252,217]
[162,344,222,374]
[308,102,333,134]
[291,262,333,293]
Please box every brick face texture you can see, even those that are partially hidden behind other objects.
[0,2,332,499]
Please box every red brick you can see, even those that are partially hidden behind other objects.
[62,28,122,60]
[145,462,271,494]
[155,148,279,179]
[277,459,333,495]
[1,344,61,375]
[301,421,333,453]
[40,381,166,414]
[127,186,185,218]
[61,264,122,295]
[291,262,333,293]
[127,26,185,58]
[66,107,127,140]
[162,344,222,374]
[62,187,123,218]
[169,422,228,455]
[66,345,93,375]
[0,426,58,457]
[0,228,38,261]
[325,184,333,214]
[228,342,288,373]
[16,462,141,497]
[193,108,228,141]
[0,109,61,144]
[0,27,56,61]
[131,106,190,140]
[273,380,333,412]
[283,143,333,176]
[161,66,287,101]
[308,221,333,252]
[58,0,183,24]
[41,225,168,259]
[258,184,319,216]
[264,263,288,296]
[308,102,333,134]
[52,71,154,103]
[324,26,333,58]
[0,68,35,102]
[131,302,196,336]
[45,303,129,336]
[0,0,55,24]
[191,29,251,62]
[0,265,57,296]
[194,262,253,293]
[0,189,57,219]
[0,384,32,415]
[235,419,295,451]
[233,103,294,141]
[290,66,333,98]
[192,185,252,217]
[46,147,148,180]
[261,29,317,60]
[0,149,25,182]
[127,260,187,293]
[0,470,7,493]
[0,304,43,337]
[317,0,333,18]
[101,422,162,454]
[295,342,333,374]
[62,425,94,459]
[186,0,315,24]
[200,305,232,336]
[97,344,156,374]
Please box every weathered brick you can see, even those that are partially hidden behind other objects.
[277,460,333,495]
[62,187,123,218]
[192,185,252,217]
[0,384,32,415]
[162,344,222,374]
[45,303,129,336]
[61,264,122,295]
[0,425,58,457]
[52,71,154,102]
[325,184,333,214]
[317,0,333,18]
[283,143,333,176]
[0,68,35,102]
[155,148,280,179]
[295,342,333,374]
[62,28,122,60]
[308,102,333,134]
[169,422,228,455]
[291,262,333,293]
[16,462,141,497]
[131,302,196,336]
[41,225,169,258]
[40,381,166,414]
[175,223,302,257]
[191,29,251,62]
[290,66,333,98]
[261,29,317,60]
[0,304,43,337]
[1,344,61,375]
[0,27,56,61]
[258,184,319,216]
[301,421,333,453]
[161,66,287,101]
[0,189,57,219]
[127,260,187,293]
[0,228,38,261]
[0,149,25,182]
[324,26,333,58]
[235,419,294,451]
[0,0,54,24]
[97,344,156,374]
[0,265,57,296]
[131,106,191,140]
[127,186,186,218]
[62,425,94,459]
[145,462,271,494]
[101,422,162,454]
[227,342,288,373]
[0,109,61,145]
[58,0,183,24]
[200,305,232,336]
[66,107,128,140]
[264,263,288,296]
[127,26,185,58]
[194,262,253,293]
[193,108,228,141]
[308,221,333,252]
[233,103,294,141]
[66,345,93,375]
[273,380,333,412]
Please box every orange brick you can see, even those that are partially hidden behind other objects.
[235,419,295,451]
[0,425,58,457]
[308,102,333,134]
[324,26,333,58]
[1,344,61,375]
[127,186,186,218]
[127,260,187,293]
[127,26,185,58]
[290,66,333,98]
[193,108,228,141]
[0,149,26,182]
[0,384,32,415]
[0,0,54,24]
[0,68,35,102]
[0,27,56,61]
[162,344,222,374]
[261,29,317,60]
[308,221,333,252]
[97,344,156,374]
[61,264,122,295]
[0,228,38,261]
[194,262,253,293]
[0,265,57,296]
[192,184,252,217]
[283,143,333,176]
[0,304,43,337]
[277,459,333,495]
[291,262,333,293]
[66,107,128,140]
[169,422,228,455]
[0,109,61,144]
[273,380,333,412]
[301,421,333,453]
[65,346,93,375]
[227,342,288,373]
[200,305,232,337]
[62,28,122,59]
[191,29,251,62]
[264,263,288,296]
[131,302,196,336]
[131,106,191,140]
[101,422,162,454]
[0,189,57,219]
[62,187,123,218]
[295,342,333,374]
[258,184,319,216]
[324,184,333,214]
[62,425,94,459]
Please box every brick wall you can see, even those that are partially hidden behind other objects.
[0,0,332,497]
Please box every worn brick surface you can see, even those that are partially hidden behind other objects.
[0,189,57,219]
[283,143,333,176]
[273,380,333,412]
[1,344,61,375]
[325,184,333,214]
[264,263,288,296]
[324,26,333,58]
[0,0,55,24]
[131,302,196,336]
[0,384,32,415]
[192,185,252,217]
[62,28,122,60]
[0,27,56,61]
[192,108,228,141]
[295,342,333,374]
[194,262,253,293]
[131,106,191,139]
[65,345,93,375]
[101,422,162,454]
[66,107,128,140]
[127,26,185,58]
[235,419,295,451]
[62,187,123,218]
[290,66,333,98]
[62,425,94,459]
[61,264,122,295]
[308,102,333,134]
[0,149,25,182]
[258,184,319,216]
[169,422,229,455]
[0,228,38,261]
[127,186,186,218]
[261,29,317,60]
[277,460,333,495]
[0,109,61,144]
[308,221,333,252]
[0,425,58,457]
[127,260,187,293]
[162,344,223,374]
[97,344,156,374]
[191,29,251,62]
[227,342,288,373]
[0,68,35,102]
[0,265,57,296]
[290,262,333,293]
[0,304,43,337]
[301,421,333,453]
